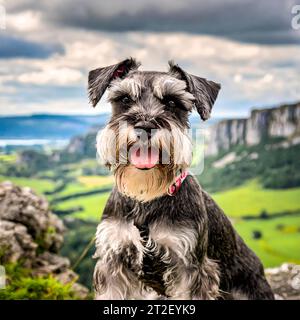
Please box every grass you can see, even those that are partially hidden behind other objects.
[55,192,110,221]
[78,175,114,188]
[53,175,113,198]
[0,261,80,300]
[235,215,300,267]
[211,179,300,217]
[36,169,57,178]
[0,154,17,163]
[57,183,92,197]
[0,175,55,195]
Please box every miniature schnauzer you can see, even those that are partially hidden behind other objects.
[88,58,274,300]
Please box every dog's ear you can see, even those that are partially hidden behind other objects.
[168,61,220,120]
[88,58,140,107]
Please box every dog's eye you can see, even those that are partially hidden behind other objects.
[121,95,132,105]
[162,95,190,111]
[166,100,176,108]
[163,97,176,108]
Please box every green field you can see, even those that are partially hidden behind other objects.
[55,192,110,221]
[210,179,300,267]
[0,175,55,195]
[235,216,300,267]
[56,176,113,198]
[0,154,17,163]
[211,179,300,217]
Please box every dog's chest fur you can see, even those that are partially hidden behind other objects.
[93,174,275,299]
[136,217,200,296]
[95,215,198,295]
[94,176,208,296]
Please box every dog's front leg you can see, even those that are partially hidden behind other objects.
[93,218,144,299]
[162,253,220,300]
[149,225,220,300]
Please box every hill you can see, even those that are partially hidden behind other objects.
[0,114,109,139]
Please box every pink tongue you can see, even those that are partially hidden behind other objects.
[130,147,159,169]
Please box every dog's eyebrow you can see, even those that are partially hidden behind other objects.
[152,77,188,99]
[152,77,195,109]
[108,78,142,101]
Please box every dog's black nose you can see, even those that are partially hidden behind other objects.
[134,121,157,140]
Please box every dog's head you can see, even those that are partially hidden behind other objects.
[88,58,220,201]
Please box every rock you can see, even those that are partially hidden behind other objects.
[33,252,70,275]
[0,220,37,266]
[206,102,300,156]
[56,269,89,299]
[0,182,88,299]
[71,283,90,300]
[266,263,300,300]
[0,181,64,251]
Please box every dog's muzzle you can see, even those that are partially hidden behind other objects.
[129,122,160,170]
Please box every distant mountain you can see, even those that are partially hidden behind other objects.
[0,114,110,139]
[0,110,223,141]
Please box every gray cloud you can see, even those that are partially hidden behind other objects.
[1,1,300,116]
[7,0,300,45]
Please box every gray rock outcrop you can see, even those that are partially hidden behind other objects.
[0,181,88,299]
[266,263,300,300]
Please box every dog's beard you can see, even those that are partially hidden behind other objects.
[115,164,175,202]
[97,122,192,202]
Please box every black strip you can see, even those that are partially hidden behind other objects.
[0,300,294,319]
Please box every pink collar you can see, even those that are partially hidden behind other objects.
[167,171,188,196]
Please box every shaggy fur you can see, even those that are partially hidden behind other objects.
[88,58,274,300]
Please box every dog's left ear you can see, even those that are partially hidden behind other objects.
[168,61,221,120]
[88,58,140,107]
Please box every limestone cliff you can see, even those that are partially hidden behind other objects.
[206,102,300,156]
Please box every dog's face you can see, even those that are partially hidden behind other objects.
[88,58,220,201]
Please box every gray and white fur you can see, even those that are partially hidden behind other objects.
[88,58,274,300]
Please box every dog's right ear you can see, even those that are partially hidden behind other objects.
[88,58,140,107]
[168,61,220,121]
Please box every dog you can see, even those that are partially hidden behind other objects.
[88,58,274,300]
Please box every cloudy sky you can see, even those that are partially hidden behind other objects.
[0,0,299,118]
